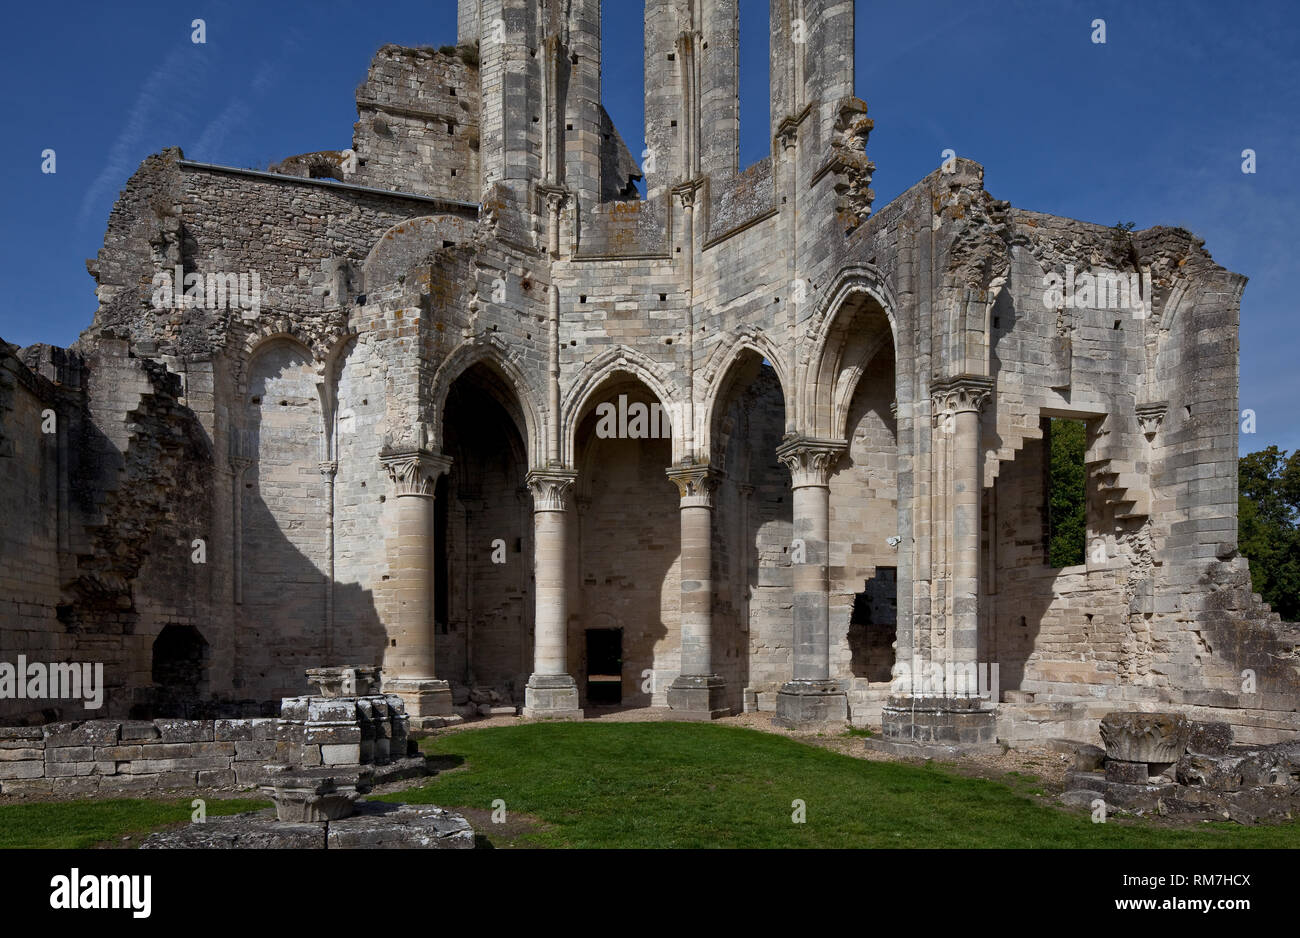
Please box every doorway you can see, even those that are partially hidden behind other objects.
[585,628,623,705]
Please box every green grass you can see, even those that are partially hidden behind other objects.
[0,797,268,850]
[372,722,1300,848]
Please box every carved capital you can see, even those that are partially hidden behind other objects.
[318,460,338,480]
[666,464,722,508]
[229,456,252,477]
[380,449,452,498]
[775,437,846,488]
[526,468,578,512]
[930,375,994,415]
[536,182,569,215]
[1136,401,1168,442]
[672,179,704,211]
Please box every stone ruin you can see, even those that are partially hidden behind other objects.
[1059,711,1300,825]
[143,667,474,848]
[0,0,1296,754]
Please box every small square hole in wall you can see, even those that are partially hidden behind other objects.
[1113,319,1122,330]
[993,316,1000,328]
[533,116,539,123]
[448,87,456,96]
[1185,404,1193,417]
[670,120,678,128]
[450,169,457,176]
[659,293,667,302]
[580,295,587,303]
[567,123,573,131]
[571,53,578,65]
[667,52,675,61]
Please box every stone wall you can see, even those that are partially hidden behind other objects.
[0,718,278,798]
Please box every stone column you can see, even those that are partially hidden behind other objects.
[774,437,847,727]
[522,469,583,720]
[379,448,455,728]
[932,376,993,696]
[881,376,996,748]
[666,465,727,719]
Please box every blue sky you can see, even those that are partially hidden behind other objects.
[0,0,1296,454]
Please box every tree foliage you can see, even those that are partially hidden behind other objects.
[1238,446,1300,621]
[1047,419,1087,568]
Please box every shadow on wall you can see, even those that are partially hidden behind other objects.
[234,338,387,703]
[575,377,677,707]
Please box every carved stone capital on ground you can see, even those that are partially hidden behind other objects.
[1098,711,1190,763]
[379,449,452,498]
[665,464,722,508]
[929,375,995,415]
[775,437,846,488]
[526,468,578,512]
[1136,400,1168,441]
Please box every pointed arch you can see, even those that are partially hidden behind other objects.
[698,326,792,464]
[800,265,900,441]
[562,345,684,465]
[429,335,544,468]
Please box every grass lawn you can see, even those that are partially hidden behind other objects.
[371,722,1300,849]
[0,797,268,850]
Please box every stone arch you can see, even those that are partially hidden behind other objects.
[562,346,685,466]
[801,267,899,441]
[699,326,792,459]
[429,336,544,468]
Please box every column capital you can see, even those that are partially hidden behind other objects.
[775,437,846,489]
[930,375,995,415]
[672,178,705,210]
[526,468,577,512]
[666,464,722,509]
[318,460,338,480]
[380,448,452,498]
[1136,400,1168,441]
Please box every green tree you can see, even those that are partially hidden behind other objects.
[1047,419,1087,568]
[1238,446,1300,621]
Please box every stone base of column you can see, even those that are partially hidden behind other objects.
[879,695,997,747]
[773,679,848,728]
[522,673,584,721]
[384,678,462,731]
[666,675,730,720]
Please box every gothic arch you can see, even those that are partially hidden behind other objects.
[562,345,685,465]
[429,336,544,468]
[801,266,900,441]
[699,325,792,459]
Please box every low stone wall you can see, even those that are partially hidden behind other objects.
[0,718,279,798]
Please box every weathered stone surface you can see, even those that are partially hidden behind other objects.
[0,1,1295,749]
[326,802,474,849]
[1188,721,1234,755]
[1098,712,1191,763]
[140,813,327,849]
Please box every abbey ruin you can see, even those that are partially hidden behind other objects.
[2,0,1296,748]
